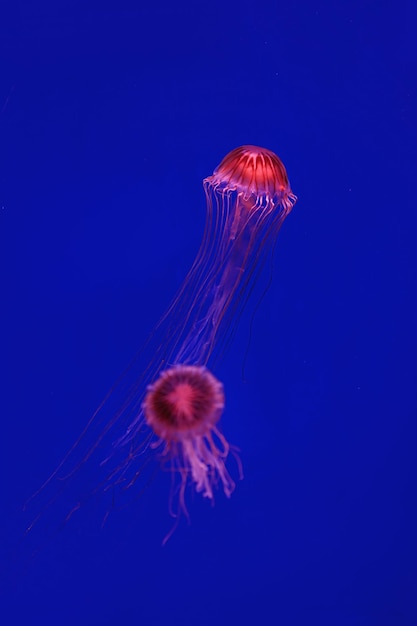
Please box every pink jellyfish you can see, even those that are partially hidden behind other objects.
[151,145,297,369]
[27,145,296,539]
[143,365,231,518]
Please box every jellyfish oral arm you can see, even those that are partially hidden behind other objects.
[173,182,294,366]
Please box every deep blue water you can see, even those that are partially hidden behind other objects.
[1,2,416,625]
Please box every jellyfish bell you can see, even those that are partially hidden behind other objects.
[207,144,293,209]
[143,365,225,441]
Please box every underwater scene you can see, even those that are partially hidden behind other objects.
[1,1,416,625]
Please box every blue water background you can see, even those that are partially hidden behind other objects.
[1,1,416,625]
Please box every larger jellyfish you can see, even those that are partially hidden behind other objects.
[28,145,296,538]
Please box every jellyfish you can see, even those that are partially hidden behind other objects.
[151,145,297,369]
[27,145,296,538]
[143,365,232,519]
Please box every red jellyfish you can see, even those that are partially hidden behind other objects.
[156,145,297,368]
[27,146,296,540]
[143,365,232,517]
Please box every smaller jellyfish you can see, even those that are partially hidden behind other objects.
[143,365,234,520]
